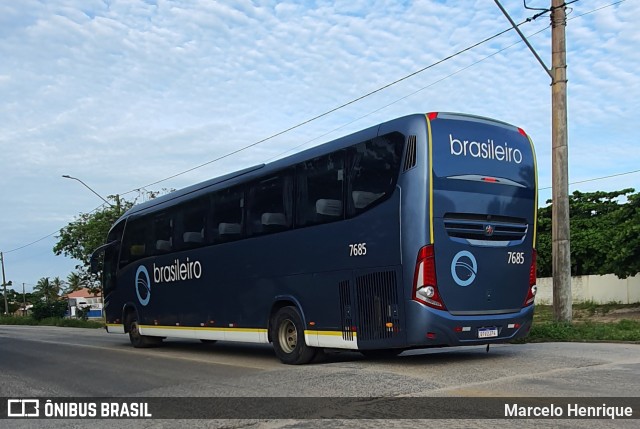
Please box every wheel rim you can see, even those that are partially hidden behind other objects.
[130,321,139,340]
[278,318,297,353]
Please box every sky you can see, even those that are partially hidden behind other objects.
[1,0,638,292]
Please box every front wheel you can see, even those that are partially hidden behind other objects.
[128,313,162,348]
[271,306,318,365]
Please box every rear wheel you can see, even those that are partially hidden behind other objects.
[128,313,162,348]
[272,306,318,365]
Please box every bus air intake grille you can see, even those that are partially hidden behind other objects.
[355,270,399,341]
[403,135,417,171]
[339,280,353,341]
[443,213,528,244]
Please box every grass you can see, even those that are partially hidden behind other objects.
[516,302,640,343]
[0,315,104,329]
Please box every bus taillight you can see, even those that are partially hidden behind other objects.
[413,245,446,310]
[524,249,537,306]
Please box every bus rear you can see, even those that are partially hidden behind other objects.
[405,112,537,347]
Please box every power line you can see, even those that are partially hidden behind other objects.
[269,25,551,161]
[3,0,631,255]
[3,203,106,254]
[122,0,623,194]
[568,0,626,20]
[119,18,540,196]
[539,168,640,191]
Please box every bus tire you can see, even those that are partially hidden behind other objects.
[127,314,161,348]
[272,306,317,365]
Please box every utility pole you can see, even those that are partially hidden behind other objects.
[23,282,27,316]
[494,0,572,323]
[1,252,9,315]
[551,0,572,322]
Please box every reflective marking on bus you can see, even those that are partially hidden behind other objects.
[138,325,269,343]
[140,325,268,333]
[106,323,125,334]
[305,330,359,350]
[526,134,538,248]
[304,330,356,337]
[426,114,434,244]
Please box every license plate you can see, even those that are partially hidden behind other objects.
[478,328,498,338]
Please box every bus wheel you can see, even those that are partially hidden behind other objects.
[272,306,317,365]
[127,314,161,348]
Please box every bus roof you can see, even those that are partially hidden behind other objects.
[118,112,527,220]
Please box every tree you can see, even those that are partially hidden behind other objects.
[536,188,639,279]
[65,272,83,294]
[33,277,60,304]
[53,195,131,279]
[0,288,21,314]
[53,191,167,287]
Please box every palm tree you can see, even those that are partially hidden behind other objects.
[34,277,53,303]
[33,277,62,303]
[65,272,83,294]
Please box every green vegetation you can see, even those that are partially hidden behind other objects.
[537,188,640,279]
[526,320,640,342]
[515,302,640,343]
[0,315,103,328]
[53,190,168,292]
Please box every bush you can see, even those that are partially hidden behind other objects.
[76,306,91,321]
[0,315,103,328]
[31,300,68,320]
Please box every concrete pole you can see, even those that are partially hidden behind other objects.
[1,252,8,315]
[551,0,572,322]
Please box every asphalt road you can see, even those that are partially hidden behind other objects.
[1,325,638,428]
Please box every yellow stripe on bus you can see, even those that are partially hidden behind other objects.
[140,325,268,334]
[426,114,435,244]
[527,134,538,248]
[305,330,357,337]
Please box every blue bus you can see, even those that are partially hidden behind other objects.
[92,112,537,364]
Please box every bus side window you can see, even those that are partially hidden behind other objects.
[152,213,173,254]
[211,186,244,243]
[119,217,150,269]
[296,151,344,227]
[103,220,125,293]
[247,171,293,236]
[175,198,207,250]
[347,132,404,216]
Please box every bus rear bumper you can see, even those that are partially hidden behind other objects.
[405,302,535,347]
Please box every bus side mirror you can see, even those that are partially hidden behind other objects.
[89,253,100,274]
[90,240,119,274]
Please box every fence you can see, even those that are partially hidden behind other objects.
[535,274,640,305]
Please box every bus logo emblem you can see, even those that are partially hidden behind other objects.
[451,250,478,287]
[484,225,494,236]
[135,265,151,306]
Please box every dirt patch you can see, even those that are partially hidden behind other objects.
[575,307,640,323]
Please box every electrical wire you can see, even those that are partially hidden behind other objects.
[2,0,632,255]
[118,18,538,196]
[539,169,640,191]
